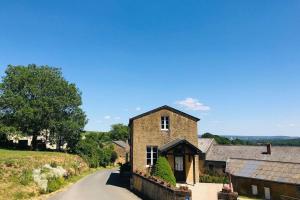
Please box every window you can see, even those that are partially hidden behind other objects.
[251,185,258,195]
[161,116,169,130]
[222,165,226,173]
[146,146,158,166]
[264,187,271,200]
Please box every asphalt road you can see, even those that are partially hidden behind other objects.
[48,169,141,200]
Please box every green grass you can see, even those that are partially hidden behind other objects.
[0,149,89,200]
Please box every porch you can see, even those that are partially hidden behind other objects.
[159,138,201,185]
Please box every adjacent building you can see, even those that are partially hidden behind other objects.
[112,140,130,165]
[226,158,300,200]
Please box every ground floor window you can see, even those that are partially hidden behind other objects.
[251,185,258,195]
[146,146,158,166]
[264,187,271,200]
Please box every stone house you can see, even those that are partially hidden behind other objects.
[112,140,129,165]
[129,105,200,185]
[226,158,300,200]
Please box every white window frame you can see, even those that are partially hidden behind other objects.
[264,187,271,200]
[146,146,158,166]
[161,116,169,131]
[251,185,258,195]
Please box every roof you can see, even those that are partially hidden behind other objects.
[226,158,300,185]
[112,140,129,149]
[128,105,200,125]
[198,138,215,153]
[159,138,200,153]
[206,145,300,163]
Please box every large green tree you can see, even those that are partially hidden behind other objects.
[0,64,87,150]
[109,123,129,141]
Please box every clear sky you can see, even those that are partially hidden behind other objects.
[0,0,299,136]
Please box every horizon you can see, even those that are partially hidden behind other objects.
[1,1,300,136]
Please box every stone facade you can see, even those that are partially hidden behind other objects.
[130,106,199,184]
[231,176,300,200]
[131,173,192,200]
[112,142,129,165]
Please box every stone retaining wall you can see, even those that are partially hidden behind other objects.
[131,173,192,200]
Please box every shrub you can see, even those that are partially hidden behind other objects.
[47,177,64,193]
[152,156,176,186]
[199,174,228,183]
[19,169,33,185]
[75,139,101,168]
[110,151,118,163]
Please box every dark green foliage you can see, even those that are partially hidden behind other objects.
[201,133,249,145]
[201,133,231,144]
[199,174,228,184]
[75,133,116,167]
[0,65,87,150]
[109,124,129,141]
[152,156,176,186]
[201,133,300,146]
[75,138,101,168]
[110,151,118,163]
[255,138,300,146]
[19,169,33,185]
[47,177,64,193]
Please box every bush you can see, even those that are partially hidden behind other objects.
[47,177,64,193]
[110,151,118,163]
[152,157,176,186]
[75,139,101,168]
[199,174,228,183]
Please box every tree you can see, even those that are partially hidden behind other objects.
[75,137,101,168]
[109,124,129,141]
[0,64,87,150]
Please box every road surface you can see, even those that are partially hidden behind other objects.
[48,169,141,200]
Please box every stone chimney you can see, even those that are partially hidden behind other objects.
[266,144,272,155]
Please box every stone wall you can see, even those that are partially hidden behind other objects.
[113,143,128,165]
[130,108,198,173]
[232,176,300,200]
[131,172,192,200]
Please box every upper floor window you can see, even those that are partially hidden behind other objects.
[147,146,158,166]
[161,116,169,130]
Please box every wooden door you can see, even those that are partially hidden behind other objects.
[174,156,185,182]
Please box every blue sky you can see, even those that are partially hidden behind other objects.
[0,0,299,136]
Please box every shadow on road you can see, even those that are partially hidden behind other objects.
[105,172,131,189]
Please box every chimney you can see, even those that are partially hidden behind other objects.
[266,144,272,155]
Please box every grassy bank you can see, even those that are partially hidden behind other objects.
[0,149,91,200]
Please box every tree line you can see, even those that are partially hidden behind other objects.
[201,132,300,146]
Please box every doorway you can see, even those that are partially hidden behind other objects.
[174,156,185,182]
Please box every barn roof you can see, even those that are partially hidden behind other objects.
[206,145,300,163]
[198,138,215,153]
[226,158,300,185]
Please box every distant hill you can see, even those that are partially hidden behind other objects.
[223,135,299,141]
[199,133,300,146]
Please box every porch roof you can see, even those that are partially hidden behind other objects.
[159,138,201,154]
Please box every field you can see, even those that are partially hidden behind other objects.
[0,149,89,200]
